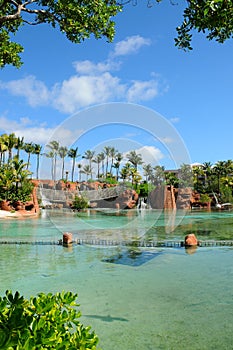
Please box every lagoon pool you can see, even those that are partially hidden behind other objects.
[0,209,233,349]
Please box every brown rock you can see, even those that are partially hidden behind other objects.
[0,200,12,211]
[63,232,73,246]
[185,233,198,246]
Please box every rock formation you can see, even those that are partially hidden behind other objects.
[176,187,192,209]
[148,185,192,210]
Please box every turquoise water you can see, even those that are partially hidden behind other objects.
[0,209,233,349]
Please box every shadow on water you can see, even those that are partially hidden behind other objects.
[83,314,129,323]
[102,248,163,266]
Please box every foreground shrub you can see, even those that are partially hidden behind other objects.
[71,195,89,210]
[0,290,99,349]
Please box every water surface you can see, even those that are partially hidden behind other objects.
[0,209,233,349]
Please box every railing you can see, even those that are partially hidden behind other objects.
[38,184,127,204]
[1,239,233,247]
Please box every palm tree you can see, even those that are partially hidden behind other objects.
[213,161,228,195]
[143,164,153,183]
[68,147,80,182]
[0,135,8,166]
[93,153,103,179]
[113,152,123,180]
[126,150,143,170]
[46,140,60,181]
[24,142,34,170]
[104,146,112,176]
[120,163,132,182]
[109,147,118,175]
[80,164,93,181]
[82,150,95,179]
[202,161,213,190]
[15,136,25,159]
[59,146,68,180]
[153,165,165,186]
[77,163,82,182]
[178,163,193,187]
[192,165,205,192]
[44,151,55,180]
[165,172,179,187]
[225,159,233,176]
[5,133,17,162]
[34,144,42,180]
[99,152,105,177]
[130,167,142,187]
[12,156,31,193]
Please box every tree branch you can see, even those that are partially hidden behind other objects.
[0,1,24,24]
[0,0,46,25]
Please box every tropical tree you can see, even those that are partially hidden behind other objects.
[120,162,132,182]
[109,147,118,175]
[213,160,227,194]
[0,157,33,203]
[93,153,103,179]
[77,163,82,182]
[103,146,112,177]
[178,163,193,187]
[11,156,31,193]
[143,164,153,183]
[165,172,179,188]
[23,142,34,170]
[192,165,205,192]
[202,161,213,191]
[0,135,8,165]
[113,152,123,181]
[46,140,60,181]
[129,167,142,187]
[126,150,143,170]
[15,136,24,159]
[1,0,233,68]
[80,164,93,181]
[59,146,68,180]
[82,150,95,179]
[33,143,42,180]
[174,0,233,50]
[44,150,55,180]
[0,0,120,68]
[98,152,105,177]
[68,147,80,182]
[153,165,165,186]
[4,133,17,162]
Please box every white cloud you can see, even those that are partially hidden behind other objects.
[53,73,125,113]
[123,146,164,166]
[0,36,166,114]
[136,146,164,165]
[0,76,49,107]
[73,59,120,75]
[0,71,162,114]
[160,137,174,145]
[170,117,180,124]
[126,80,159,101]
[0,115,82,146]
[113,35,151,56]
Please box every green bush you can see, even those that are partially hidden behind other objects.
[71,195,89,210]
[200,193,211,203]
[0,290,99,349]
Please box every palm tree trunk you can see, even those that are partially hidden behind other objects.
[71,159,75,182]
[62,158,65,179]
[36,154,40,179]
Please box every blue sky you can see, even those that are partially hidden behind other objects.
[0,1,232,179]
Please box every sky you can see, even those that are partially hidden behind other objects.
[0,1,232,179]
